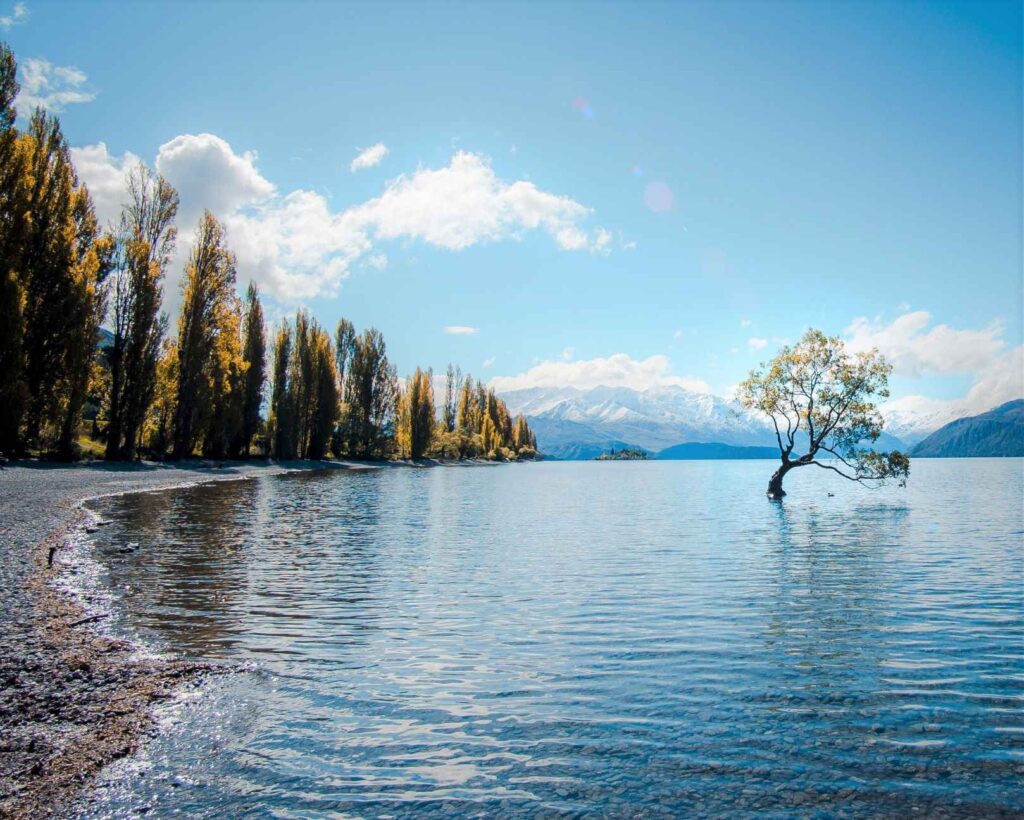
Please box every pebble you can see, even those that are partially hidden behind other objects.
[0,459,308,816]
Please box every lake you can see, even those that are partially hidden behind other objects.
[79,459,1023,817]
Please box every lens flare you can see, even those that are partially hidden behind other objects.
[644,181,674,213]
[573,97,594,119]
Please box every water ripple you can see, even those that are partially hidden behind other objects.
[80,460,1024,818]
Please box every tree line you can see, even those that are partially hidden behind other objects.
[0,41,537,463]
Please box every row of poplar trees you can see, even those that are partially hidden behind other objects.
[267,319,538,462]
[0,41,113,458]
[0,39,268,459]
[0,40,538,463]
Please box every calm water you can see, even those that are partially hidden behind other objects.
[80,460,1022,818]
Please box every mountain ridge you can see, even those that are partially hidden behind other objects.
[910,399,1024,458]
[499,383,1006,461]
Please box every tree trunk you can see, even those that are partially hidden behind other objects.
[105,346,122,461]
[122,421,137,461]
[767,463,791,499]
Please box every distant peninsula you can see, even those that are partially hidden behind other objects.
[596,448,650,461]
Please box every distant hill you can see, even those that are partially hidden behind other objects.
[910,400,1024,458]
[657,442,780,460]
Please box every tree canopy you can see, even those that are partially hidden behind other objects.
[737,329,910,498]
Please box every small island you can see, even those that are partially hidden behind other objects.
[595,447,649,461]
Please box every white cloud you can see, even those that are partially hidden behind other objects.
[350,151,608,253]
[848,311,1021,434]
[883,344,1024,428]
[156,133,275,224]
[673,329,683,339]
[0,2,27,29]
[747,337,767,350]
[74,140,611,304]
[740,318,752,328]
[16,57,94,116]
[444,326,479,336]
[845,310,1004,377]
[70,142,141,227]
[561,346,575,360]
[490,353,711,394]
[350,143,388,172]
[965,344,1024,410]
[366,253,388,270]
[482,356,496,369]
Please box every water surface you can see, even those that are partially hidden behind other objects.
[81,460,1023,817]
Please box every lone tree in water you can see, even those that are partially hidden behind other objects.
[738,329,910,499]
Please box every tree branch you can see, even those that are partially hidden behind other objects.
[810,459,884,486]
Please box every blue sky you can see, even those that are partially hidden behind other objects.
[4,0,1021,417]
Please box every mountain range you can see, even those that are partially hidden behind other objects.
[498,384,1022,460]
[500,385,772,460]
[910,400,1024,458]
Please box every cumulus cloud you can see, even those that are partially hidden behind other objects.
[349,151,608,253]
[444,326,479,335]
[156,133,275,224]
[0,1,27,29]
[747,337,767,350]
[350,143,388,172]
[16,57,94,116]
[74,139,610,304]
[883,344,1024,425]
[490,353,711,394]
[846,311,1023,429]
[69,142,141,227]
[845,310,1004,377]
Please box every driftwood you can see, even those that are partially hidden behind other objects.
[67,613,110,628]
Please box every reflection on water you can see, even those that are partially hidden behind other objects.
[83,460,1023,817]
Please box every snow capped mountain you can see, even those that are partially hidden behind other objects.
[499,384,776,458]
[880,403,965,445]
[500,384,949,459]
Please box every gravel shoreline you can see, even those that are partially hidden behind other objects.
[0,459,352,819]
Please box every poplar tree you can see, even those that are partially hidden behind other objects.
[442,363,460,433]
[172,211,237,458]
[238,282,266,456]
[0,43,27,453]
[397,367,435,459]
[268,322,294,459]
[19,110,112,454]
[336,328,396,459]
[56,191,113,458]
[306,324,339,460]
[202,289,246,458]
[287,310,314,455]
[105,163,178,460]
[147,338,178,455]
[456,374,474,434]
[335,317,355,391]
[481,412,497,456]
